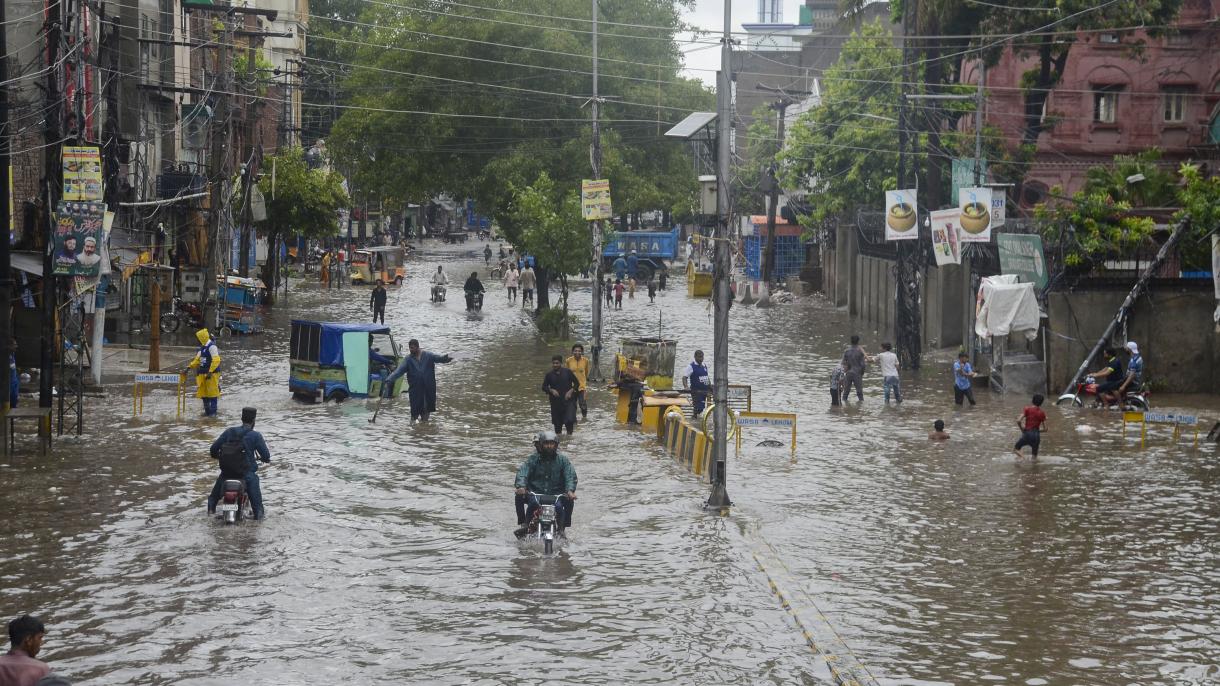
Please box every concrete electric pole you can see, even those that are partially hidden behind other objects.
[588,0,605,382]
[706,0,733,511]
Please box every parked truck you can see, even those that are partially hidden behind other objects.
[602,227,680,283]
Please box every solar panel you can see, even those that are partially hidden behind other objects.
[664,112,717,140]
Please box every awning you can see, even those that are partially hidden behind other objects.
[10,252,44,277]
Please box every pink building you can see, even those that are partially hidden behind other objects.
[971,0,1220,208]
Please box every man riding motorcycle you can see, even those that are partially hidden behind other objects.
[514,430,577,538]
[207,406,271,519]
[463,271,486,311]
[430,265,448,301]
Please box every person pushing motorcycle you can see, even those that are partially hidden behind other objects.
[513,431,577,538]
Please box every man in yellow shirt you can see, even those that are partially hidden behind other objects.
[565,344,590,421]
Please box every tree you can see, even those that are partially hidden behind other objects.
[735,106,779,217]
[509,171,593,333]
[781,20,904,223]
[254,147,349,299]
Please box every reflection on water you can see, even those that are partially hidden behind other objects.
[1,242,1217,685]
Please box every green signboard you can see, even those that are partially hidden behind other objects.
[997,233,1048,290]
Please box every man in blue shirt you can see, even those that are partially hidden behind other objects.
[612,255,627,281]
[208,407,271,519]
[625,250,639,279]
[1120,341,1144,395]
[953,352,977,406]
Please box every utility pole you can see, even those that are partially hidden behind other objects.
[41,0,64,411]
[706,0,733,511]
[237,36,257,278]
[894,0,921,371]
[1,0,13,451]
[205,10,233,328]
[974,63,985,185]
[756,85,805,286]
[588,0,604,382]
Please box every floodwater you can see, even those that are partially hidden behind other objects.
[2,242,1218,685]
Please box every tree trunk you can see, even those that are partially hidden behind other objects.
[535,264,550,311]
[560,274,569,340]
[1021,39,1070,148]
[261,229,280,306]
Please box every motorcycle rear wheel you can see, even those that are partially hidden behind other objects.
[544,537,553,555]
[160,313,181,333]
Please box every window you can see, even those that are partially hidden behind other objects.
[1093,85,1122,123]
[1162,86,1192,122]
[1099,33,1120,44]
[1166,32,1192,47]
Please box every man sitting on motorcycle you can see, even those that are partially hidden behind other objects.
[1119,341,1144,396]
[463,271,485,311]
[1088,346,1125,408]
[207,407,271,519]
[430,265,448,300]
[513,430,577,538]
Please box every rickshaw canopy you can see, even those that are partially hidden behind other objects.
[291,320,392,366]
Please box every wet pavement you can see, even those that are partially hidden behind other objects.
[2,240,1218,685]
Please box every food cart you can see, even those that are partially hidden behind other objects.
[217,275,265,335]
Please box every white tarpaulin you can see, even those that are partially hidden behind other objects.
[975,274,1040,341]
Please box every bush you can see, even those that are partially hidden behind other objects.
[535,307,572,340]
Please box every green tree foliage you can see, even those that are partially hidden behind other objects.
[254,147,348,290]
[780,20,903,222]
[509,171,593,330]
[1034,151,1218,270]
[321,0,710,222]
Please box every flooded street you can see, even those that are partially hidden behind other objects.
[3,242,1219,685]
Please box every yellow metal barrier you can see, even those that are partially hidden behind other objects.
[133,372,187,419]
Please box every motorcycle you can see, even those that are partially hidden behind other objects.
[1056,377,1150,410]
[521,492,565,554]
[431,284,447,302]
[217,478,253,524]
[465,290,484,312]
[160,296,206,333]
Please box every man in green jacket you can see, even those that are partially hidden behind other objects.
[514,430,578,537]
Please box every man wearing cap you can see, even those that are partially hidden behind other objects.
[188,328,221,416]
[1119,341,1144,396]
[207,407,271,519]
[54,236,78,270]
[75,236,102,268]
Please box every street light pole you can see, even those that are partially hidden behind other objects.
[706,0,732,511]
[588,0,605,382]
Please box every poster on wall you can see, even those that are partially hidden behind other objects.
[53,201,106,277]
[883,188,919,241]
[957,186,993,243]
[930,208,962,267]
[581,179,612,220]
[62,146,103,201]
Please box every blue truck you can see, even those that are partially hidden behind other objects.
[602,227,680,283]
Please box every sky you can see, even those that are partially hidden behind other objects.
[679,0,801,86]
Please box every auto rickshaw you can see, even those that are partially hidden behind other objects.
[288,320,405,402]
[351,246,406,285]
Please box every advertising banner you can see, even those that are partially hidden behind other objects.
[957,186,993,243]
[581,179,612,220]
[883,188,918,241]
[990,190,1007,228]
[930,208,962,267]
[62,145,103,201]
[53,201,106,277]
[997,233,1048,289]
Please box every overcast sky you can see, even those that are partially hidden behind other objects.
[679,0,801,85]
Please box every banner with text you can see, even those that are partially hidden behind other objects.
[62,146,103,201]
[930,208,962,267]
[997,233,1048,289]
[581,179,612,221]
[957,186,993,243]
[53,201,106,277]
[883,188,919,241]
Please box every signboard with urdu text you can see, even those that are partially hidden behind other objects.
[581,179,612,220]
[997,233,1048,290]
[62,146,103,201]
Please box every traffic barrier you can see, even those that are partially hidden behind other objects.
[661,408,714,482]
[133,372,187,418]
[1123,410,1203,448]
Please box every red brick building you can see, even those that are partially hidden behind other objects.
[972,0,1220,208]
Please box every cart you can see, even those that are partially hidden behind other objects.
[217,275,265,335]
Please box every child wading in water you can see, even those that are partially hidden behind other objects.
[1014,394,1047,459]
[928,419,950,440]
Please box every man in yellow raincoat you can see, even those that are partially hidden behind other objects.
[189,328,221,416]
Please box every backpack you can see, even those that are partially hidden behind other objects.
[217,430,248,476]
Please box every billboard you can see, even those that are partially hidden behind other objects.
[53,201,106,277]
[930,208,961,267]
[957,186,993,243]
[62,146,103,201]
[581,179,612,221]
[997,233,1048,290]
